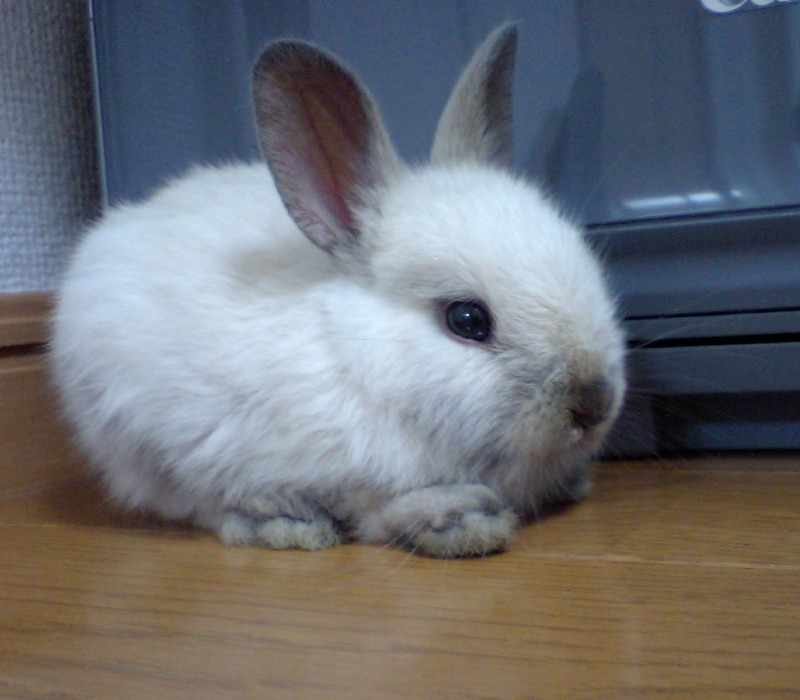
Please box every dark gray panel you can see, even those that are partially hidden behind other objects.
[90,0,800,221]
[626,310,800,345]
[608,390,800,455]
[592,208,800,319]
[90,0,310,202]
[629,343,800,395]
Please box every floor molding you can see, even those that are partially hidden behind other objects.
[0,292,52,349]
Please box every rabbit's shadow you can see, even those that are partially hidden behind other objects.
[37,474,199,538]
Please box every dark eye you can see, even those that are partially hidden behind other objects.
[444,300,492,342]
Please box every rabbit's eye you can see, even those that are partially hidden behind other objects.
[445,301,492,342]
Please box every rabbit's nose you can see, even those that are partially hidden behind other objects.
[568,378,614,432]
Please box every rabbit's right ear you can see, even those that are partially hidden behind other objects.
[431,24,517,170]
[253,42,401,256]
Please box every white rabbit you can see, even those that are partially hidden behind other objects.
[51,25,625,557]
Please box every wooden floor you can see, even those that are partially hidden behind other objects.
[1,455,799,699]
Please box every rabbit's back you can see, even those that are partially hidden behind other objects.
[51,163,371,514]
[56,162,337,362]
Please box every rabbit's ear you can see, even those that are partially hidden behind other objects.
[431,24,517,170]
[253,42,401,255]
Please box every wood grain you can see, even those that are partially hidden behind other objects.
[0,353,83,497]
[0,293,51,348]
[1,458,798,699]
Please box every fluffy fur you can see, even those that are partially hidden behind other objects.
[50,26,626,557]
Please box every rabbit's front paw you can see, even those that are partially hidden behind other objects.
[413,506,516,558]
[359,484,516,558]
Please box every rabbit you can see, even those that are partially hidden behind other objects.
[50,24,626,558]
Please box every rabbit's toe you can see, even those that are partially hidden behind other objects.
[411,506,516,558]
[219,511,340,550]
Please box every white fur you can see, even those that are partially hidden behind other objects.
[50,27,625,557]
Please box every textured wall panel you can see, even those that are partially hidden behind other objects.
[0,1,100,292]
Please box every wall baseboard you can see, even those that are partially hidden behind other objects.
[0,293,83,497]
[0,292,52,348]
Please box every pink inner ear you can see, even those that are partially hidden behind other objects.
[297,88,364,231]
[262,60,372,249]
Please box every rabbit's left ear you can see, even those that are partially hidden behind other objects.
[430,24,517,170]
